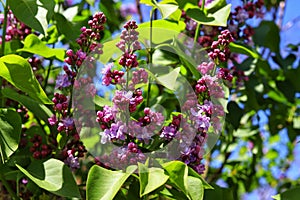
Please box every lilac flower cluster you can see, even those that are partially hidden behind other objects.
[76,12,106,52]
[0,10,31,43]
[208,29,234,64]
[129,68,148,89]
[197,61,215,75]
[180,133,207,174]
[29,134,52,159]
[112,89,143,113]
[94,19,227,175]
[217,66,248,88]
[116,20,141,69]
[64,150,80,170]
[228,0,264,44]
[101,63,125,86]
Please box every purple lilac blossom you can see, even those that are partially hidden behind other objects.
[64,150,80,169]
[55,74,71,89]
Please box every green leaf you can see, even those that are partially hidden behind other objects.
[229,43,260,59]
[99,38,122,64]
[157,3,179,19]
[162,161,206,200]
[187,176,204,200]
[162,161,188,195]
[175,0,198,9]
[187,167,213,190]
[0,109,22,162]
[86,165,137,200]
[226,101,244,129]
[272,187,300,200]
[203,184,234,200]
[2,88,53,123]
[205,0,227,13]
[17,34,65,61]
[0,55,52,104]
[94,95,113,107]
[16,159,81,198]
[138,163,169,197]
[54,13,81,41]
[186,4,231,27]
[272,194,280,200]
[138,20,186,44]
[253,21,280,53]
[8,0,55,35]
[140,0,156,7]
[233,128,258,138]
[156,68,181,91]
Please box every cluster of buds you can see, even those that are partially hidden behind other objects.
[61,140,87,170]
[217,66,248,88]
[229,0,264,44]
[0,10,31,43]
[208,29,234,64]
[52,93,68,115]
[116,20,141,69]
[101,63,125,86]
[76,12,106,51]
[29,135,52,159]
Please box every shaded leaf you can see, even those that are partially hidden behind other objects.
[8,0,55,35]
[2,88,53,123]
[272,187,300,200]
[253,21,280,53]
[0,109,22,162]
[203,184,234,200]
[54,13,80,41]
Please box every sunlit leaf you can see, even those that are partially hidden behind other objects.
[16,159,81,198]
[18,34,65,61]
[138,163,169,196]
[86,165,137,200]
[0,55,52,104]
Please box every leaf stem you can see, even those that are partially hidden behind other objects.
[146,9,155,107]
[201,0,206,11]
[0,2,8,107]
[0,173,20,200]
[1,2,8,56]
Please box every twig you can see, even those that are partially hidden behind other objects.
[135,0,143,23]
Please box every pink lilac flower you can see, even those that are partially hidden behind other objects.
[48,115,57,126]
[0,10,31,44]
[208,29,234,64]
[197,61,215,75]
